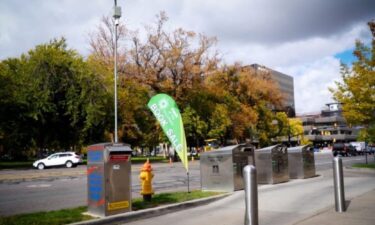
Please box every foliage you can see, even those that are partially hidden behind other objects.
[182,106,208,147]
[0,38,110,157]
[288,118,311,145]
[352,163,375,169]
[0,206,91,225]
[0,191,222,225]
[330,21,375,143]
[1,11,291,157]
[132,190,222,210]
[0,161,34,170]
[204,64,283,145]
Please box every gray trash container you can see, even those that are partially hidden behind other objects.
[200,143,255,192]
[255,144,289,184]
[288,145,316,179]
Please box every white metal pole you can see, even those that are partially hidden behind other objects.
[243,165,259,225]
[113,0,121,143]
[333,157,346,212]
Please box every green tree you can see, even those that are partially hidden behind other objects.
[288,118,311,145]
[0,38,110,158]
[330,21,375,143]
[255,103,287,147]
[0,58,35,158]
[182,106,208,148]
[208,104,232,143]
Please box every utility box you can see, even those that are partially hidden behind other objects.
[200,143,255,192]
[288,145,316,179]
[87,143,132,217]
[255,144,289,184]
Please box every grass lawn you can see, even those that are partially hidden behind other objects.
[132,190,220,210]
[0,190,222,225]
[0,206,90,225]
[352,162,375,169]
[0,161,34,170]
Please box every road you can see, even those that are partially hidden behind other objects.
[0,152,374,216]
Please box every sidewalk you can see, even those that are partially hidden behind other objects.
[294,189,375,225]
[70,168,375,225]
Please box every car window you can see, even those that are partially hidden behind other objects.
[48,155,58,159]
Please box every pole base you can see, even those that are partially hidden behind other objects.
[143,195,152,201]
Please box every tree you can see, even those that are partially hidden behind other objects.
[288,118,311,145]
[0,58,35,158]
[208,104,232,144]
[330,21,375,143]
[126,12,219,103]
[88,11,219,148]
[0,38,111,158]
[181,106,207,148]
[204,64,284,145]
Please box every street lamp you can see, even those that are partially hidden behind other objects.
[113,0,121,143]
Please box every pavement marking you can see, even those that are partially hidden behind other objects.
[26,184,51,188]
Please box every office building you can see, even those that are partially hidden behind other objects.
[249,64,295,116]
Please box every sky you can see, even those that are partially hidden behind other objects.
[1,0,374,114]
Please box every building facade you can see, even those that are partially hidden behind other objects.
[299,103,360,148]
[249,64,295,116]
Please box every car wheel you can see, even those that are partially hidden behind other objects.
[37,163,45,170]
[333,152,338,157]
[65,161,73,168]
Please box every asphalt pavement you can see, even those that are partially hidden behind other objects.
[0,152,374,218]
[0,161,202,216]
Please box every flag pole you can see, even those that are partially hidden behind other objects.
[187,171,190,193]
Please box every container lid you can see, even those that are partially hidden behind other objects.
[106,143,132,153]
[256,144,282,152]
[288,145,312,153]
[201,143,254,156]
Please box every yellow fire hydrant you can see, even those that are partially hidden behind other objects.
[139,159,154,201]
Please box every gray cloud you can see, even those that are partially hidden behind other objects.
[176,0,375,44]
[1,0,374,114]
[1,0,374,59]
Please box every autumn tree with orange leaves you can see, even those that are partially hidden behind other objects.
[87,12,286,148]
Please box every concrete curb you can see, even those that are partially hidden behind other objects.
[69,193,231,225]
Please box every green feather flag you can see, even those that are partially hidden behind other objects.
[147,94,188,172]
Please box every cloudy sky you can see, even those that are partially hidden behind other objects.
[1,0,374,114]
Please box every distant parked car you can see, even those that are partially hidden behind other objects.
[366,145,375,154]
[188,150,198,157]
[350,141,366,155]
[33,152,82,170]
[332,143,357,157]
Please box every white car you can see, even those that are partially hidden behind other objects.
[33,152,82,170]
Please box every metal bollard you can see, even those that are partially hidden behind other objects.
[243,165,258,225]
[333,157,346,212]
